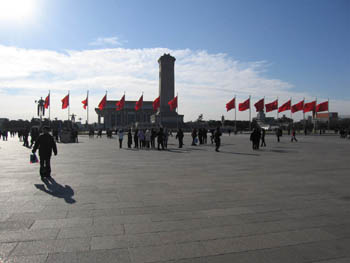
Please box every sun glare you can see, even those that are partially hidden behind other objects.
[0,0,36,21]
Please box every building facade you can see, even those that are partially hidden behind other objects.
[95,100,155,129]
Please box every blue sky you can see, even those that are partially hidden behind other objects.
[0,0,349,121]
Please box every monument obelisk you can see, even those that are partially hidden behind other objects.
[153,53,183,128]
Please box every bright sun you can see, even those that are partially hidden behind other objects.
[0,0,36,21]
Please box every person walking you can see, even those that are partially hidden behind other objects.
[163,127,169,149]
[118,129,124,148]
[261,128,266,147]
[191,128,198,146]
[250,128,259,150]
[176,128,184,148]
[127,129,132,148]
[151,128,156,149]
[291,128,298,142]
[145,129,151,149]
[157,127,164,150]
[276,128,282,142]
[32,126,57,179]
[134,129,139,149]
[214,126,222,152]
[138,129,145,149]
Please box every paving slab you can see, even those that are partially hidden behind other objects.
[0,133,350,262]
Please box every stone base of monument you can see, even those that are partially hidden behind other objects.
[151,113,184,129]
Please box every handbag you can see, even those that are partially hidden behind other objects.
[30,153,38,164]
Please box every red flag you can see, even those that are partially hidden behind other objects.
[291,100,304,113]
[135,95,143,111]
[116,95,125,111]
[153,96,160,111]
[98,94,106,110]
[316,101,328,112]
[61,94,69,109]
[168,96,178,111]
[82,97,88,110]
[44,94,50,109]
[265,100,278,112]
[254,98,264,112]
[226,98,235,112]
[278,100,291,113]
[303,101,316,113]
[239,98,250,111]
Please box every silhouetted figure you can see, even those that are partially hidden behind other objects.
[138,129,145,149]
[261,128,266,147]
[191,128,198,146]
[157,128,164,150]
[23,129,30,147]
[134,129,139,149]
[276,128,282,142]
[97,129,102,138]
[151,129,156,149]
[163,127,169,149]
[127,129,132,148]
[176,128,184,148]
[291,129,298,142]
[145,129,151,149]
[32,126,57,179]
[203,129,208,144]
[228,129,231,136]
[118,129,124,148]
[210,129,215,144]
[250,128,260,150]
[214,127,222,152]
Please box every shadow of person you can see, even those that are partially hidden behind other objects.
[34,177,76,204]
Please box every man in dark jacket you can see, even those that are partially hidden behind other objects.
[32,127,57,178]
[175,128,184,148]
[214,126,222,152]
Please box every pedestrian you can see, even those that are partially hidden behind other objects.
[176,128,184,148]
[191,128,197,146]
[214,126,222,152]
[203,129,208,144]
[210,129,215,144]
[163,127,169,149]
[134,129,139,149]
[23,128,29,147]
[157,127,164,150]
[97,129,102,138]
[276,128,282,142]
[145,129,151,149]
[118,129,124,148]
[32,126,57,179]
[250,128,260,150]
[138,129,145,149]
[291,128,298,142]
[151,128,156,149]
[261,128,266,147]
[127,129,132,148]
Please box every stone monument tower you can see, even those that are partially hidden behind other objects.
[159,54,175,114]
[151,53,183,127]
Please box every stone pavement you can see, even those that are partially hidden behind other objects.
[0,133,350,263]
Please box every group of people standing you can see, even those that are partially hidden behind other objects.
[250,127,298,150]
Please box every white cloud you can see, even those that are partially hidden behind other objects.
[0,44,348,123]
[89,37,124,47]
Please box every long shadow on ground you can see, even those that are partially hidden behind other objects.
[35,177,76,204]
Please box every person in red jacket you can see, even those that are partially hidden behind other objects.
[32,126,57,178]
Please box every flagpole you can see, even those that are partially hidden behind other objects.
[303,97,305,132]
[249,95,251,131]
[87,90,89,125]
[68,90,70,121]
[48,90,51,121]
[141,91,144,125]
[328,98,330,132]
[234,95,237,133]
[276,96,279,121]
[176,92,179,130]
[315,97,317,134]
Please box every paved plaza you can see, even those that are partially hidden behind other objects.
[0,133,350,263]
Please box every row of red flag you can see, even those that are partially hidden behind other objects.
[226,97,329,113]
[43,93,178,112]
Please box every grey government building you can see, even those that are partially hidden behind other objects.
[95,54,184,129]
